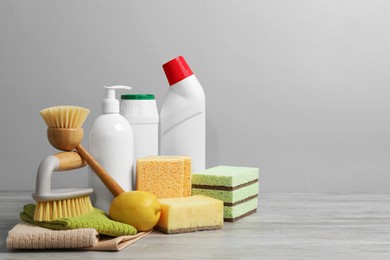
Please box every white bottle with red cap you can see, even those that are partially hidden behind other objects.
[160,56,206,173]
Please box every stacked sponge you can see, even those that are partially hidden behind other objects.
[192,166,259,222]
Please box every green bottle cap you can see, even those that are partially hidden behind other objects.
[121,94,155,100]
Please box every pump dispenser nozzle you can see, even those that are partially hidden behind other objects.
[102,85,132,113]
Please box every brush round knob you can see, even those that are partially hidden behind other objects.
[47,128,83,151]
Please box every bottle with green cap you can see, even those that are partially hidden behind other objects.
[120,94,159,180]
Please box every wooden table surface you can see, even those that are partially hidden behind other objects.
[1,191,389,259]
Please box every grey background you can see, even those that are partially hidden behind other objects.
[1,0,389,192]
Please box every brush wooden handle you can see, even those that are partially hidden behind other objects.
[54,152,86,171]
[76,144,125,197]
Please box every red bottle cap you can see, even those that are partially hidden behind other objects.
[162,56,193,86]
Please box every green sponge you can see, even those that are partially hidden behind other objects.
[192,166,259,188]
[20,204,137,236]
[192,166,259,222]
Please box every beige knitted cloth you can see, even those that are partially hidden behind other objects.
[7,223,151,251]
[7,223,98,249]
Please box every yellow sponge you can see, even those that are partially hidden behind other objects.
[136,157,185,198]
[146,156,192,197]
[157,195,224,234]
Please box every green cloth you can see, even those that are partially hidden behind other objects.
[20,204,137,237]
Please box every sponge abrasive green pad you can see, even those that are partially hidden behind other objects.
[192,166,259,188]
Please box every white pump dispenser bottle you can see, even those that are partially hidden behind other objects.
[88,85,134,213]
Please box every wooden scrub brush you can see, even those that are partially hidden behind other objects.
[34,105,95,221]
[40,106,125,202]
[32,151,93,221]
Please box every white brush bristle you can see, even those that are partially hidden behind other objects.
[40,106,90,128]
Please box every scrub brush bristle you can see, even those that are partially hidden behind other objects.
[40,106,90,128]
[34,195,94,222]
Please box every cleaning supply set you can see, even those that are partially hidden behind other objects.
[8,55,259,251]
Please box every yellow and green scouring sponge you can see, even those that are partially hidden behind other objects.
[192,165,259,222]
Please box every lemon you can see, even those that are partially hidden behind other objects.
[109,190,161,231]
